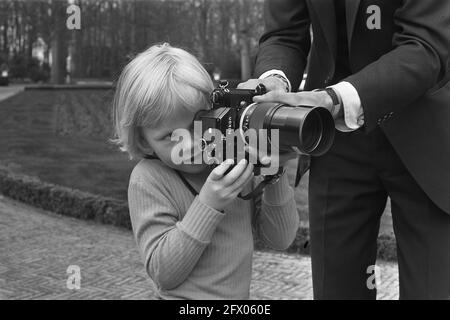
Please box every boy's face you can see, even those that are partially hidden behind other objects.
[142,106,209,174]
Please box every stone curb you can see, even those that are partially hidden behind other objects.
[0,168,397,261]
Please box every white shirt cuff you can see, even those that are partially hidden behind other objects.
[329,82,364,132]
[259,69,292,92]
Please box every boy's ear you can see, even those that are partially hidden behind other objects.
[137,130,154,155]
[139,138,154,155]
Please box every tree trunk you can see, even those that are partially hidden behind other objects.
[50,0,66,84]
[3,7,8,55]
[195,0,210,61]
[130,0,137,52]
[238,0,251,81]
[72,1,83,79]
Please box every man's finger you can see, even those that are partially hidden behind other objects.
[252,90,291,104]
[237,80,260,90]
[262,77,288,92]
[237,78,286,92]
[253,91,314,107]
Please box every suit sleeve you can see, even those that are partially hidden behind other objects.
[345,0,450,132]
[254,0,311,92]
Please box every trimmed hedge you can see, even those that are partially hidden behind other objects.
[0,168,397,261]
[0,169,130,229]
[257,222,397,262]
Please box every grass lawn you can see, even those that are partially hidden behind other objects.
[0,89,393,234]
[0,89,137,201]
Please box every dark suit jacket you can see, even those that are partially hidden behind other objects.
[254,0,450,213]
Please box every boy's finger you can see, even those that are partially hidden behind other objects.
[244,145,258,163]
[279,152,298,164]
[259,155,271,166]
[230,172,255,199]
[209,159,235,181]
[245,145,270,166]
[221,159,249,186]
[229,162,254,193]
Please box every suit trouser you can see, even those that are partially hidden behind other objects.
[309,127,450,300]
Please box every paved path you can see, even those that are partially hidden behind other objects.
[0,195,399,300]
[0,85,24,102]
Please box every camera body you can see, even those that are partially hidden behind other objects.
[195,80,336,175]
[199,81,266,136]
[195,81,268,173]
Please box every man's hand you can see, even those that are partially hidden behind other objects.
[253,90,342,119]
[237,76,288,92]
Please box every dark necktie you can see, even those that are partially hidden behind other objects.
[334,0,352,83]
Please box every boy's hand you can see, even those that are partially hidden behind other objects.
[199,159,254,211]
[275,151,298,168]
[245,145,297,171]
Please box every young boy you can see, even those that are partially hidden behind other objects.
[113,43,299,299]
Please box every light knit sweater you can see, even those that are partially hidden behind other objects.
[128,159,299,299]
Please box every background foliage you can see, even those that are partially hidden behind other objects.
[0,0,265,82]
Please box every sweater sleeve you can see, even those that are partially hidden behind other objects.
[128,174,225,291]
[254,174,299,250]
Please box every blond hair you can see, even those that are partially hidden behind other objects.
[112,43,214,159]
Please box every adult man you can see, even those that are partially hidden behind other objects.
[240,0,450,299]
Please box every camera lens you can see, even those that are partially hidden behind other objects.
[300,110,323,153]
[241,102,335,156]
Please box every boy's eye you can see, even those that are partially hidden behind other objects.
[156,132,171,140]
[164,133,172,140]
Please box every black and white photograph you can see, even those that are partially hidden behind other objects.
[0,0,449,305]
